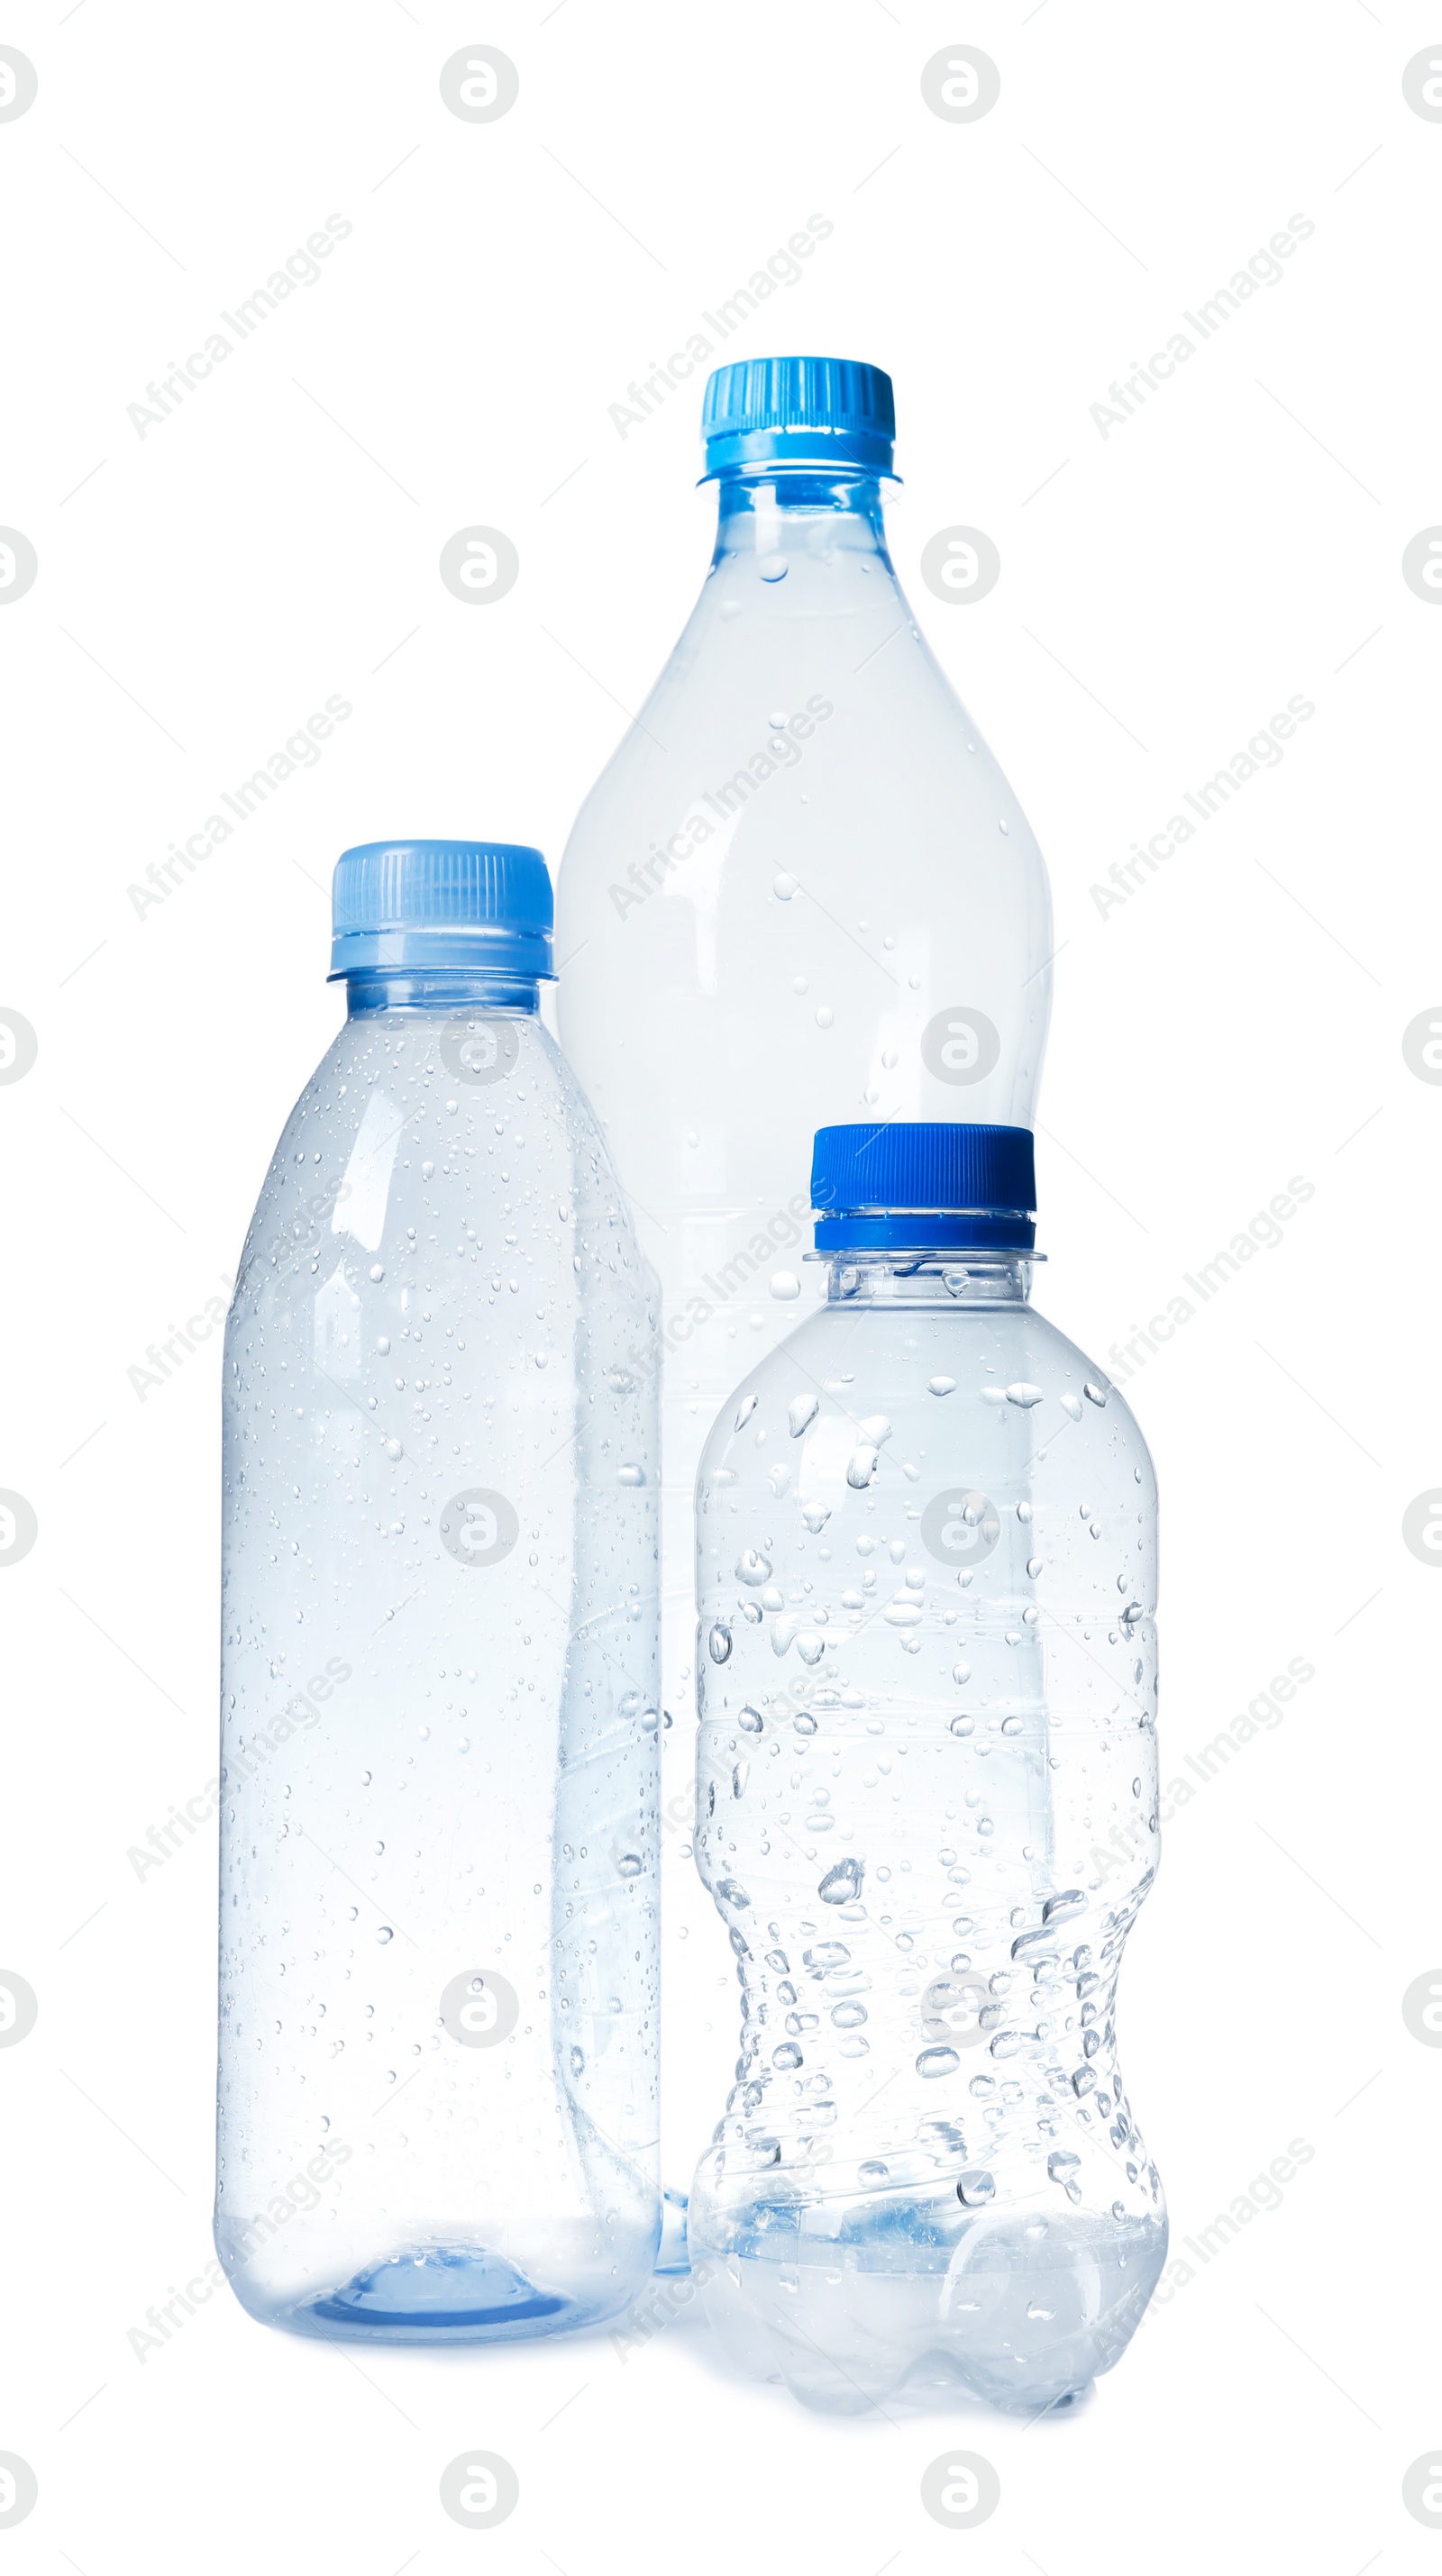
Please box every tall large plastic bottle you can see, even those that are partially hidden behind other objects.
[556,357,1053,2166]
[691,1124,1165,2412]
[214,841,661,2342]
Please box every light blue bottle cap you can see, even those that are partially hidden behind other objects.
[701,356,896,478]
[329,840,554,981]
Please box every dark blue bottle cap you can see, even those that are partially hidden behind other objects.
[811,1123,1036,1254]
[701,356,895,479]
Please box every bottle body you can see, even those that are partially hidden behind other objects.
[556,474,1053,2159]
[691,1261,1164,2411]
[215,990,661,2341]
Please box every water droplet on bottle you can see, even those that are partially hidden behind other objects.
[376,1335,390,1355]
[788,1393,819,1438]
[376,1926,394,1944]
[1084,1381,1109,1407]
[773,871,798,901]
[758,554,789,582]
[950,1714,975,1737]
[738,1706,763,1734]
[927,1375,956,1397]
[386,1439,403,1461]
[770,1270,800,1300]
[771,2041,803,2069]
[617,1461,646,1486]
[708,1622,733,1664]
[735,1393,759,1432]
[952,1661,972,1684]
[818,1856,862,1904]
[815,1006,834,1029]
[732,1761,749,1798]
[570,2045,586,2077]
[956,2165,995,2199]
[1006,1382,1043,1408]
[369,1264,384,1283]
[735,1547,771,1586]
[846,1446,879,1488]
[1061,1391,1082,1420]
[917,2045,961,2080]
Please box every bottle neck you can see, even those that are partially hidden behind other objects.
[710,469,892,569]
[342,969,542,1017]
[825,1254,1033,1306]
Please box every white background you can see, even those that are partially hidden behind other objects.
[0,1,1436,2566]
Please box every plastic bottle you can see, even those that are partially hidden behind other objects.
[214,840,661,2343]
[690,1123,1164,2412]
[555,359,1053,2162]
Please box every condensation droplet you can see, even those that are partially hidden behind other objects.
[917,2045,961,2080]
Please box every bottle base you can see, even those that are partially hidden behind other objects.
[690,2207,1166,2413]
[237,2242,634,2346]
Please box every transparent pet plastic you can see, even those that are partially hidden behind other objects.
[557,468,1053,2167]
[690,1256,1164,2411]
[215,982,661,2342]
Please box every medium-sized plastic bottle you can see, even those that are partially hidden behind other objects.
[214,841,661,2342]
[691,1124,1165,2411]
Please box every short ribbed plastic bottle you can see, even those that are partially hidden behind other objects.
[690,1124,1165,2412]
[556,357,1054,2173]
[214,841,661,2342]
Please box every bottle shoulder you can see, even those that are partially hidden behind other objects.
[227,1010,650,1320]
[698,1297,1155,1495]
[557,561,1040,860]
